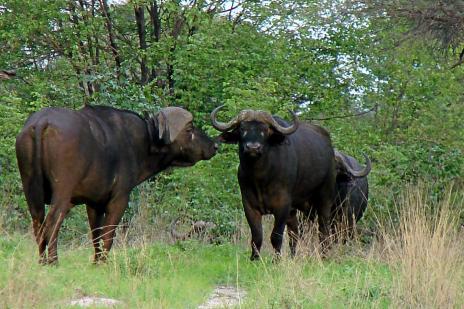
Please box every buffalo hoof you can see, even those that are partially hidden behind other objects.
[38,257,47,265]
[250,254,260,261]
[48,255,59,265]
[45,258,59,266]
[271,252,282,263]
[93,252,108,264]
[93,258,107,265]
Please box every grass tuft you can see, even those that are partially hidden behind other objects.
[378,184,464,308]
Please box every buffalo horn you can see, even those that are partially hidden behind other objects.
[211,105,241,131]
[261,110,298,135]
[211,105,299,135]
[335,151,372,178]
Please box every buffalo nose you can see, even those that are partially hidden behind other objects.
[245,142,262,152]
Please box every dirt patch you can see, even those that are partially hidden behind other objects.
[198,285,247,308]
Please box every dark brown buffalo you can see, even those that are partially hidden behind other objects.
[16,105,217,264]
[332,150,371,235]
[211,106,337,260]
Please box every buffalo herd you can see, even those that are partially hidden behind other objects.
[16,104,370,264]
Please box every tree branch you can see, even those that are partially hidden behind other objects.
[306,105,377,121]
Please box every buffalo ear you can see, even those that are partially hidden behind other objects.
[269,130,286,144]
[157,111,170,144]
[216,130,239,144]
[156,107,193,144]
[334,156,352,181]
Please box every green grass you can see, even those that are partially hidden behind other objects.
[2,185,463,308]
[0,234,393,308]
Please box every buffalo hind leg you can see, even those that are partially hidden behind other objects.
[315,197,334,256]
[86,205,105,263]
[20,177,46,262]
[316,172,337,256]
[286,209,299,257]
[99,195,129,262]
[244,204,263,261]
[25,187,46,263]
[40,199,72,264]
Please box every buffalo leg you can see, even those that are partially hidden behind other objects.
[315,179,336,254]
[316,199,334,255]
[270,208,290,259]
[40,199,71,264]
[99,195,129,261]
[286,209,299,257]
[86,205,105,262]
[16,135,45,246]
[25,187,46,263]
[244,204,263,261]
[20,176,46,261]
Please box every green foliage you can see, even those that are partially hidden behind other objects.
[0,0,463,238]
[134,153,243,240]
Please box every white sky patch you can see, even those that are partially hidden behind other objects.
[109,0,127,4]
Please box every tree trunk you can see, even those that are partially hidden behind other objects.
[69,0,93,100]
[91,0,100,92]
[147,1,161,82]
[134,6,148,85]
[99,0,121,80]
[167,15,185,95]
[78,0,96,96]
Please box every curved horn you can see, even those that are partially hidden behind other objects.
[211,105,241,132]
[335,151,371,178]
[262,110,299,135]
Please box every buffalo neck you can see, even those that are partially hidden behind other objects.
[136,120,174,184]
[137,121,169,184]
[138,151,175,183]
[239,148,274,180]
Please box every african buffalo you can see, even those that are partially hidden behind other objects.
[16,105,217,264]
[332,150,371,235]
[211,106,337,260]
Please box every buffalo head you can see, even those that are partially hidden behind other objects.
[211,105,298,158]
[334,150,371,180]
[146,107,217,166]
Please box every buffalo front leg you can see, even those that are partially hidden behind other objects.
[286,209,299,257]
[270,207,290,260]
[86,205,105,263]
[99,195,129,262]
[244,203,263,261]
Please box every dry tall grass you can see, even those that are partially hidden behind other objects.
[378,185,464,308]
[249,184,464,307]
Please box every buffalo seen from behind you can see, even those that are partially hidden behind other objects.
[16,105,217,264]
[211,106,371,259]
